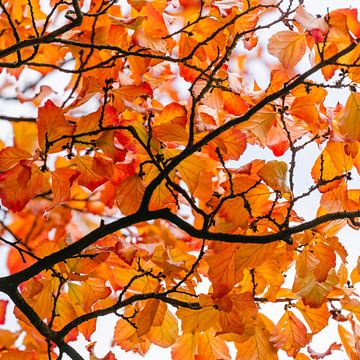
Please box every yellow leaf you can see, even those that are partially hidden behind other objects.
[268,31,307,68]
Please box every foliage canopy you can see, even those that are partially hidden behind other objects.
[0,0,360,359]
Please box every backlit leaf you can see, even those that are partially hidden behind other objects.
[270,311,309,357]
[268,31,307,68]
[0,300,8,324]
[37,100,74,153]
[337,92,360,142]
[116,176,146,215]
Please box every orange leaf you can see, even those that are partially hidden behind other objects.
[171,333,196,360]
[311,141,354,192]
[0,163,47,212]
[338,324,359,360]
[137,299,162,336]
[113,317,151,355]
[0,350,37,360]
[196,330,231,360]
[48,167,79,210]
[206,243,237,298]
[175,153,216,202]
[155,102,187,127]
[293,269,338,308]
[0,147,32,171]
[209,128,247,161]
[0,299,8,325]
[37,100,74,153]
[75,155,107,191]
[341,297,360,321]
[295,301,330,334]
[336,92,360,142]
[236,315,277,360]
[147,310,179,348]
[270,311,309,357]
[116,176,146,215]
[268,31,307,68]
[258,160,292,199]
[0,329,20,349]
[177,307,219,333]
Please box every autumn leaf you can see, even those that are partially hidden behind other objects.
[171,333,196,360]
[0,147,32,172]
[206,243,238,298]
[177,306,220,333]
[0,329,21,349]
[336,92,360,142]
[307,342,342,359]
[236,314,277,360]
[0,1,360,358]
[37,100,75,153]
[147,310,178,348]
[116,176,146,215]
[268,31,307,68]
[196,330,231,360]
[258,160,292,199]
[0,163,47,212]
[338,324,359,360]
[296,301,330,334]
[293,269,338,308]
[0,299,8,325]
[341,297,360,321]
[137,299,163,336]
[75,155,107,191]
[270,311,309,357]
[47,167,80,210]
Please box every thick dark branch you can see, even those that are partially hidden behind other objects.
[1,207,359,289]
[0,210,159,286]
[2,288,84,360]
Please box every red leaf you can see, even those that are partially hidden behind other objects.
[0,299,8,324]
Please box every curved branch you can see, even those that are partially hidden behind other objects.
[1,207,359,289]
[3,288,84,360]
[58,292,200,338]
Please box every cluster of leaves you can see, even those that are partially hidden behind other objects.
[0,0,359,359]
